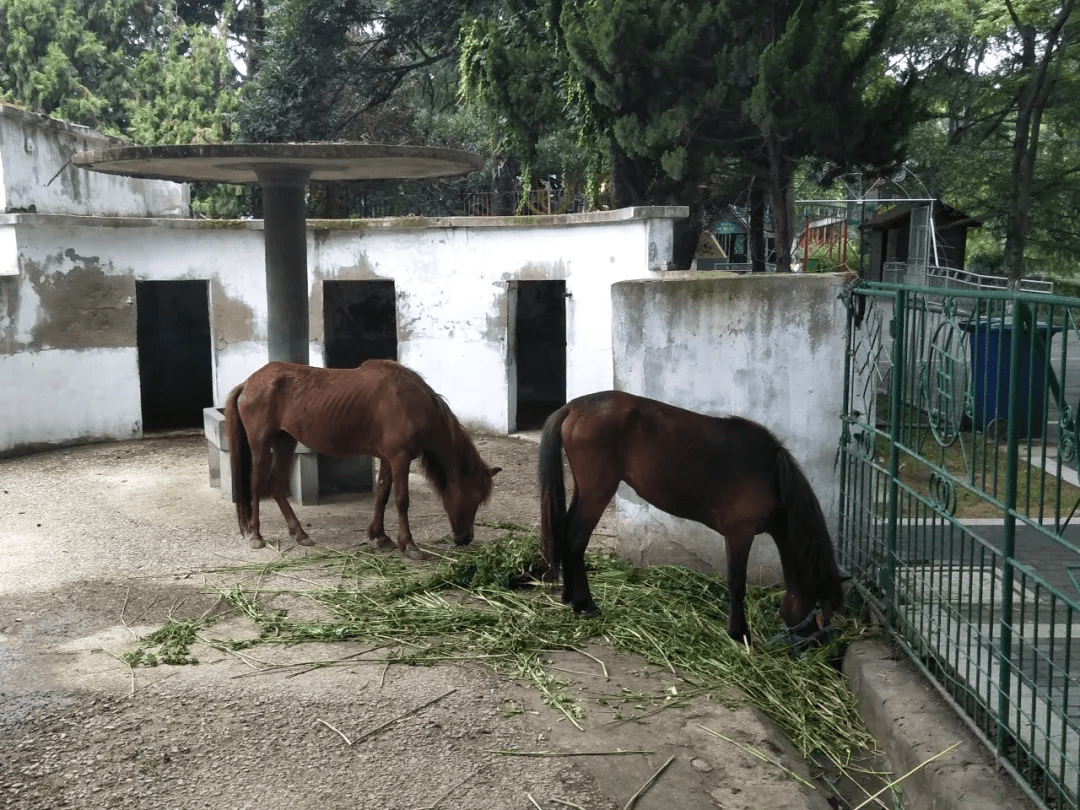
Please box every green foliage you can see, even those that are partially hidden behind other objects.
[460,0,915,267]
[134,527,878,760]
[237,0,493,143]
[897,0,1080,280]
[126,6,242,146]
[0,0,155,134]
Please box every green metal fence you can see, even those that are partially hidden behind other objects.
[839,280,1080,810]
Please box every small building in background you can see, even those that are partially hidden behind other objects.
[692,206,775,272]
[860,200,982,282]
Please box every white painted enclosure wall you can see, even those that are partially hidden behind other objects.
[1,206,684,453]
[0,104,188,218]
[610,274,849,585]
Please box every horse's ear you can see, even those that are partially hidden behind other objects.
[489,466,503,477]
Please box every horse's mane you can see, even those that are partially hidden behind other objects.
[774,444,844,608]
[394,364,492,502]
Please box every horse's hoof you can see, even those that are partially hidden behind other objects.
[248,536,265,550]
[573,603,601,618]
[403,545,433,561]
[295,533,314,546]
[374,535,395,550]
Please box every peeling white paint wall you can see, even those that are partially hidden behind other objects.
[0,104,188,218]
[0,348,141,450]
[310,213,683,431]
[610,274,849,584]
[0,105,691,455]
[1,208,685,454]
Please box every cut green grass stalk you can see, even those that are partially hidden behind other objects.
[129,525,877,765]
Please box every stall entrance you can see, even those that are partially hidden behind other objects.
[136,280,213,432]
[319,279,398,495]
[509,280,567,431]
[323,279,398,368]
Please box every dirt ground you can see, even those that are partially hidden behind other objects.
[1,431,853,810]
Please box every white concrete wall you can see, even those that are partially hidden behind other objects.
[610,273,849,584]
[310,210,681,431]
[0,104,188,218]
[0,207,685,453]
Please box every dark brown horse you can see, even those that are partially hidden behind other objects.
[225,360,500,558]
[539,391,844,645]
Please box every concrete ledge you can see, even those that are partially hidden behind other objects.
[0,205,689,232]
[844,640,1038,810]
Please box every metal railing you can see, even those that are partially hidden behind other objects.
[883,261,1055,295]
[839,280,1080,810]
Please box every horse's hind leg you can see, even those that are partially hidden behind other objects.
[563,487,614,617]
[561,492,582,606]
[368,458,395,549]
[269,433,312,546]
[246,436,275,549]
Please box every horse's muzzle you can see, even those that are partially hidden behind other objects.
[767,607,833,653]
[453,533,474,546]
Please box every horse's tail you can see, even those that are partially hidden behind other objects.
[775,445,843,609]
[224,383,252,535]
[538,404,571,573]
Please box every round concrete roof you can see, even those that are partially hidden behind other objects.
[72,143,484,184]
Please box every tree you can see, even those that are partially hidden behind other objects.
[893,0,1080,283]
[992,0,1078,283]
[747,0,914,270]
[460,0,915,269]
[126,4,244,145]
[0,0,259,144]
[0,0,159,134]
[236,0,494,142]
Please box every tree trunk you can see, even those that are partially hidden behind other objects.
[1002,0,1074,287]
[749,182,766,273]
[491,150,520,216]
[763,131,796,273]
[672,207,701,271]
[610,144,648,208]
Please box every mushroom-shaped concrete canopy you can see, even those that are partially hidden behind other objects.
[71,142,484,184]
[74,143,484,365]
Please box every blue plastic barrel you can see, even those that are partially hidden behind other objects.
[965,320,1061,438]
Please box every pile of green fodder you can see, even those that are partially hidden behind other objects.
[135,524,876,762]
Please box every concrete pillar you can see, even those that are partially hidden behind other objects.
[256,166,313,365]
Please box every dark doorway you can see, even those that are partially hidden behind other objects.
[514,280,567,430]
[320,280,397,496]
[323,280,398,369]
[136,280,214,431]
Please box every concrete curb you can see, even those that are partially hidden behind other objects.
[843,640,1038,810]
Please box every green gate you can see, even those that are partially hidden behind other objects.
[839,280,1080,810]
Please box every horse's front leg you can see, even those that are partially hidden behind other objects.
[269,433,311,545]
[388,453,428,560]
[368,458,395,549]
[724,532,753,643]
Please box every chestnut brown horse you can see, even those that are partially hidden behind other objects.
[225,360,500,558]
[539,391,844,646]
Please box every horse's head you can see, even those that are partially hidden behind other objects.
[777,573,847,651]
[444,464,501,545]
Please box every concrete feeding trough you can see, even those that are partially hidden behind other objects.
[202,406,372,505]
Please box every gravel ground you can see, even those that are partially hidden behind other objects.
[0,432,840,810]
